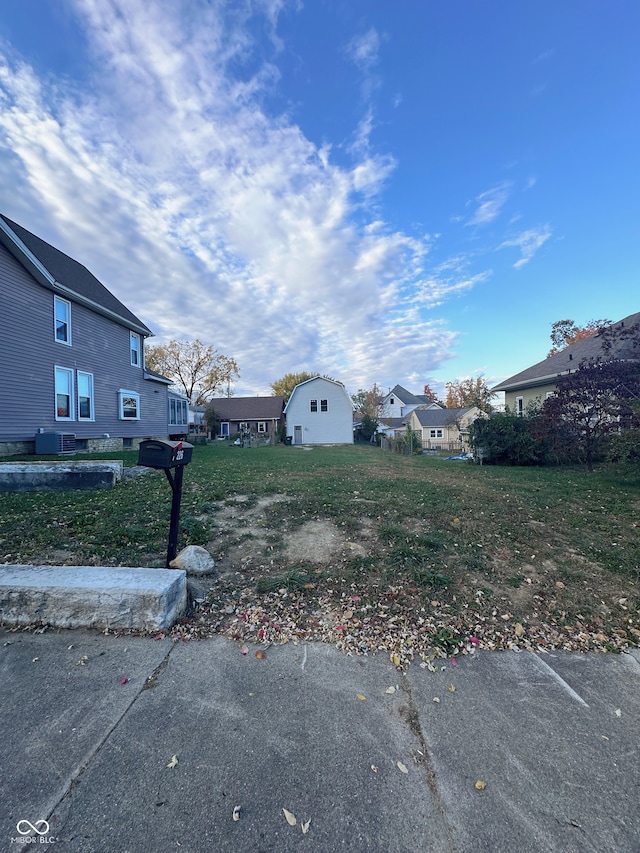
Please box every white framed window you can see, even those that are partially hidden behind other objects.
[516,396,524,417]
[220,422,230,437]
[118,389,140,420]
[54,296,71,345]
[130,332,141,366]
[310,399,318,412]
[257,422,266,433]
[429,428,443,439]
[77,371,94,421]
[55,366,74,420]
[320,399,328,412]
[169,398,188,426]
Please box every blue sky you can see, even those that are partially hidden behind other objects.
[1,1,638,399]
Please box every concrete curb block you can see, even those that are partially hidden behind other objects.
[0,565,187,631]
[0,461,124,492]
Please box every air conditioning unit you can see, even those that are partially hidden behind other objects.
[35,432,77,455]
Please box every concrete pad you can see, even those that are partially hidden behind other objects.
[48,640,452,852]
[406,650,640,853]
[0,565,187,631]
[0,461,123,492]
[0,630,171,845]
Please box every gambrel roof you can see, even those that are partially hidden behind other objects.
[493,312,640,394]
[0,214,152,336]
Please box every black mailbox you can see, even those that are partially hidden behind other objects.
[138,439,193,469]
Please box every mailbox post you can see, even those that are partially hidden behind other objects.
[138,439,194,566]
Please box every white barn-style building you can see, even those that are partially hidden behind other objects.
[284,376,353,445]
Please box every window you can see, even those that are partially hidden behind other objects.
[119,389,140,420]
[516,396,524,417]
[257,422,266,433]
[390,397,395,405]
[320,399,328,412]
[130,332,141,366]
[77,371,94,420]
[220,422,230,437]
[169,397,188,426]
[54,296,71,344]
[429,428,443,439]
[310,399,318,412]
[55,366,74,419]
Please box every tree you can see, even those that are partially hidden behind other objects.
[541,359,640,471]
[145,339,239,404]
[422,384,440,404]
[469,407,546,466]
[351,383,384,420]
[270,372,319,403]
[548,318,610,356]
[445,375,496,413]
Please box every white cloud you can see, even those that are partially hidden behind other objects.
[498,225,552,268]
[0,0,483,395]
[346,28,380,72]
[466,181,512,226]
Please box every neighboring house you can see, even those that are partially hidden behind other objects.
[493,312,640,414]
[408,406,486,452]
[284,377,353,445]
[0,214,170,456]
[207,396,285,439]
[381,385,440,419]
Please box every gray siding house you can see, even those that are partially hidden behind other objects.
[0,214,171,456]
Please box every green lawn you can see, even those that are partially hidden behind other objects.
[2,444,638,658]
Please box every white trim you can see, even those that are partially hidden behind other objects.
[118,389,140,420]
[77,370,94,421]
[55,365,75,421]
[54,295,71,346]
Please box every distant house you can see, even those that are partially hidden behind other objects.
[408,406,486,452]
[381,385,438,419]
[493,312,640,414]
[207,396,285,440]
[284,377,353,445]
[0,214,170,456]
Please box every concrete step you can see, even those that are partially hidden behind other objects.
[0,461,124,492]
[0,565,186,631]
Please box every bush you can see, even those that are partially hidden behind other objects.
[470,409,546,466]
[605,429,640,469]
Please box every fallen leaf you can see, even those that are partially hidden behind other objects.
[615,709,622,717]
[451,658,457,667]
[232,806,240,822]
[343,610,353,619]
[356,693,366,701]
[167,755,178,769]
[556,581,565,589]
[397,761,409,774]
[32,657,39,663]
[121,677,129,685]
[240,644,249,655]
[301,819,311,835]
[371,764,378,773]
[390,653,400,667]
[448,684,456,693]
[515,623,524,638]
[475,780,486,790]
[282,808,297,826]
[385,686,396,695]
[76,655,89,666]
[255,650,266,660]
[433,697,440,704]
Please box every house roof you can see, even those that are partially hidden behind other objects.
[493,312,640,393]
[411,407,476,427]
[386,384,441,407]
[284,376,351,413]
[208,396,285,420]
[0,214,152,336]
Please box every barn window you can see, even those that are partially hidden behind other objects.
[310,399,318,412]
[320,399,328,412]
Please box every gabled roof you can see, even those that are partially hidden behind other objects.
[386,384,442,407]
[0,214,152,336]
[209,396,285,420]
[411,407,476,427]
[493,313,640,393]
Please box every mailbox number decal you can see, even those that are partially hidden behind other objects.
[175,449,184,461]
